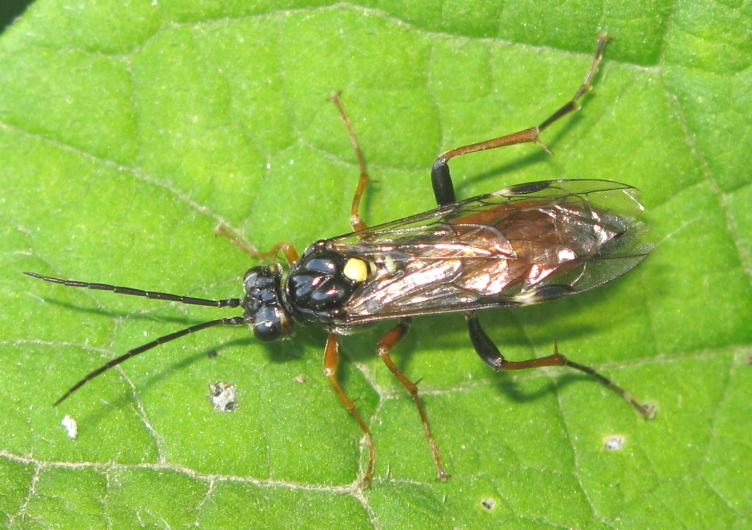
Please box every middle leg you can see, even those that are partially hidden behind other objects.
[323,333,376,487]
[377,318,449,482]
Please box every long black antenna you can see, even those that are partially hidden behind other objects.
[53,316,246,406]
[24,272,246,405]
[24,271,242,308]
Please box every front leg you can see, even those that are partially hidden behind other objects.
[215,225,299,265]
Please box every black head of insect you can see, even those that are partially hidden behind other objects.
[242,264,293,341]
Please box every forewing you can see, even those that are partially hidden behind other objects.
[325,180,651,323]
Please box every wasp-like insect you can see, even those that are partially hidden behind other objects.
[26,33,653,486]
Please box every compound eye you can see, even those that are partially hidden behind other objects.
[243,264,280,292]
[252,306,292,342]
[253,319,282,342]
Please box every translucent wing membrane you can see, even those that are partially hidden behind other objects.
[324,180,651,323]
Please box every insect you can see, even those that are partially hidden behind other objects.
[26,33,653,487]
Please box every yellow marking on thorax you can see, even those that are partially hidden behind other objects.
[343,257,369,282]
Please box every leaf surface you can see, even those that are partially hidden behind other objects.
[1,1,751,528]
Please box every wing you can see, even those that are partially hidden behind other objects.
[324,179,652,324]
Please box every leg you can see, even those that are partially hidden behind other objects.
[377,318,449,482]
[323,333,376,487]
[466,313,655,419]
[215,225,299,265]
[431,32,609,206]
[330,93,371,232]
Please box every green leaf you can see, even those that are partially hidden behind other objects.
[2,1,751,528]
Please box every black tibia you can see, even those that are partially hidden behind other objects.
[467,313,505,370]
[431,159,455,206]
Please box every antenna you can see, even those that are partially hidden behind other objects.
[24,272,246,405]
